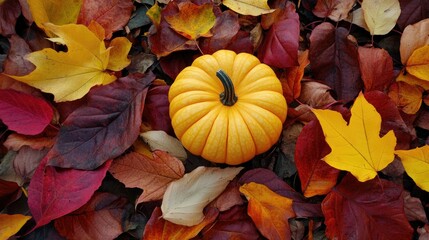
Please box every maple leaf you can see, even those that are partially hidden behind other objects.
[223,0,275,16]
[406,45,429,81]
[239,182,296,240]
[361,0,401,35]
[312,93,397,182]
[8,23,131,102]
[161,166,243,226]
[164,2,216,40]
[395,145,429,192]
[0,214,31,239]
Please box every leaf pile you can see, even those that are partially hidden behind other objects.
[0,0,429,239]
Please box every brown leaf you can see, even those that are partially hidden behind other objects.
[13,146,48,183]
[3,35,35,76]
[312,0,355,21]
[142,207,219,240]
[208,179,244,212]
[0,0,20,36]
[77,0,134,39]
[403,191,428,223]
[400,18,429,64]
[109,150,185,204]
[4,132,56,151]
[309,22,362,102]
[280,50,310,103]
[358,47,394,92]
[388,81,423,114]
[297,81,336,108]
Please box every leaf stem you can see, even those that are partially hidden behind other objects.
[216,70,237,106]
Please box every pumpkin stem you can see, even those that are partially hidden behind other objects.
[216,69,237,106]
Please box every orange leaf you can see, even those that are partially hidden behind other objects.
[164,2,216,40]
[388,81,423,114]
[239,182,296,240]
[358,46,393,91]
[109,150,185,203]
[0,214,31,239]
[142,207,218,240]
[406,45,429,81]
[281,50,309,103]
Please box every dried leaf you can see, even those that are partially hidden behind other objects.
[361,0,401,35]
[402,191,428,222]
[142,84,173,135]
[281,50,309,103]
[397,0,429,30]
[400,18,429,64]
[161,166,243,226]
[395,145,429,192]
[406,45,429,81]
[240,182,296,240]
[0,0,20,36]
[223,0,275,16]
[3,35,34,76]
[164,2,216,40]
[140,131,187,160]
[388,81,423,114]
[312,0,355,21]
[109,150,185,203]
[9,23,132,102]
[312,93,397,182]
[0,214,31,239]
[358,47,394,92]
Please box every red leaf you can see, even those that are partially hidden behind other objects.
[160,51,197,80]
[142,84,173,135]
[309,22,362,102]
[202,205,261,240]
[47,73,154,170]
[358,47,394,92]
[322,174,413,239]
[77,0,134,39]
[397,0,429,30]
[54,192,132,240]
[258,2,300,68]
[0,89,53,135]
[0,0,20,36]
[28,157,112,228]
[295,119,340,198]
[0,179,20,207]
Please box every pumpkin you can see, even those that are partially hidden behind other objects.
[168,50,287,165]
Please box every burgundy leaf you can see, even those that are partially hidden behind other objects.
[160,51,198,80]
[3,35,35,76]
[0,0,20,36]
[258,2,300,68]
[322,174,413,239]
[309,22,362,102]
[28,157,111,228]
[142,84,173,135]
[0,89,53,135]
[397,0,429,30]
[47,73,154,170]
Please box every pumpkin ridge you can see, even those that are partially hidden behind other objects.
[234,106,258,160]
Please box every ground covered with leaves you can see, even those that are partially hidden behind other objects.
[0,0,429,239]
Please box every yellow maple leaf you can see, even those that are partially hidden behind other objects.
[406,45,429,81]
[0,214,31,239]
[239,182,295,240]
[312,93,397,182]
[361,0,401,35]
[27,0,83,37]
[223,0,275,16]
[395,145,429,192]
[8,23,131,102]
[164,2,216,40]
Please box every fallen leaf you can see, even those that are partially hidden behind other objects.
[358,47,394,91]
[4,133,56,151]
[240,182,296,240]
[143,207,218,240]
[400,18,429,64]
[161,166,243,226]
[361,0,401,35]
[295,119,340,197]
[106,37,132,71]
[388,81,423,114]
[27,0,82,36]
[297,81,336,108]
[47,73,154,170]
[395,145,429,192]
[397,68,429,90]
[9,23,132,102]
[3,35,35,76]
[280,50,309,103]
[402,191,428,222]
[202,205,261,239]
[28,157,111,228]
[21,222,64,240]
[258,1,299,68]
[397,0,429,30]
[140,130,187,160]
[164,2,216,40]
[0,151,24,186]
[0,214,31,239]
[406,45,429,81]
[146,2,162,28]
[223,0,275,16]
[0,0,20,36]
[0,89,53,135]
[109,150,185,203]
[312,0,355,21]
[312,93,397,182]
[309,22,362,102]
[322,174,413,239]
[208,179,244,211]
[13,146,48,183]
[77,0,134,39]
[142,84,173,135]
[54,192,132,240]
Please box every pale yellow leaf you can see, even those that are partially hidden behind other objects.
[396,145,429,192]
[223,0,275,16]
[140,130,187,161]
[312,93,397,182]
[161,166,243,226]
[361,0,401,35]
[400,19,429,64]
